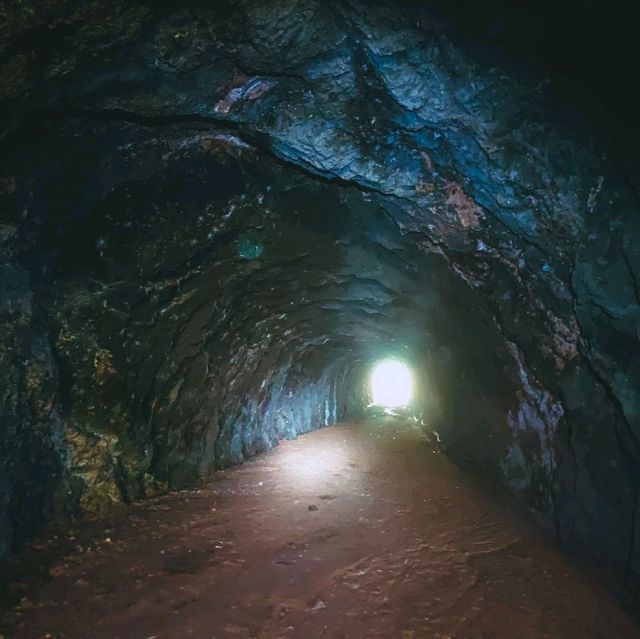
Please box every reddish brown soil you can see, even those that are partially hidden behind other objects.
[2,422,639,639]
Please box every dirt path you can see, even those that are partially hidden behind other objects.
[2,421,638,639]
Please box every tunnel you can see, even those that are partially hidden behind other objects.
[1,0,640,636]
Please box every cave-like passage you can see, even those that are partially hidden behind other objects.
[3,422,637,639]
[3,0,640,635]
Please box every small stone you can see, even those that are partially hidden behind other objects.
[308,504,318,511]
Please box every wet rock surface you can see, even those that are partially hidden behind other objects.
[1,0,640,596]
[2,423,639,638]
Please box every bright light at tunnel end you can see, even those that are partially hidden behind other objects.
[369,359,414,409]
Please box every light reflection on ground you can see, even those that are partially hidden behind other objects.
[276,430,352,490]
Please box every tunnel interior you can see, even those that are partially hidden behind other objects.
[1,0,640,628]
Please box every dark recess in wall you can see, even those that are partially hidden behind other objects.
[409,0,640,153]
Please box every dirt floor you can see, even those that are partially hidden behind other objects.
[1,421,639,639]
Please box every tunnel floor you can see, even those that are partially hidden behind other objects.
[2,422,638,639]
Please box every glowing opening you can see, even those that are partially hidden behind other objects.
[369,359,414,408]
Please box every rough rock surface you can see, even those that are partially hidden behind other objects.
[1,0,639,593]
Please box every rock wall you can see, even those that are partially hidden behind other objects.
[0,223,62,562]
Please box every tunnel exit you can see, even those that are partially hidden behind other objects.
[369,359,415,409]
